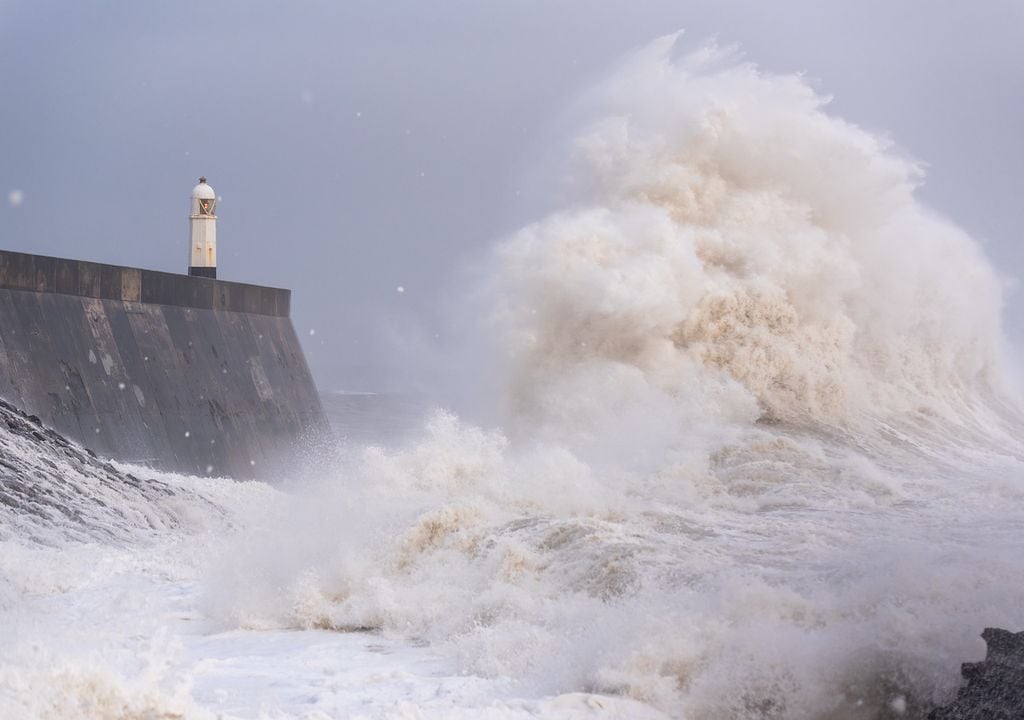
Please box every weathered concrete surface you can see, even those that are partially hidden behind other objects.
[929,628,1024,720]
[0,250,328,479]
[0,249,290,316]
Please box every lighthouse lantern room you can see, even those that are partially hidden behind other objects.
[188,177,217,279]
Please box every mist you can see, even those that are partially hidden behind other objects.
[1,0,1021,395]
[3,7,1024,717]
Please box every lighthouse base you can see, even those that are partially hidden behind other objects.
[188,266,217,279]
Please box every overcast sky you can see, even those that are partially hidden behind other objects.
[1,1,1022,392]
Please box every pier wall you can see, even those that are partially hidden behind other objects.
[0,250,328,479]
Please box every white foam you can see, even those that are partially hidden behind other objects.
[200,35,1024,717]
[3,33,1024,719]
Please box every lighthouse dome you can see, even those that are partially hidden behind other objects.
[191,177,216,200]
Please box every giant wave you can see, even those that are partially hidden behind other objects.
[3,34,1024,720]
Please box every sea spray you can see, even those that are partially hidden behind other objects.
[496,32,1006,434]
[0,31,1013,719]
[197,34,1024,718]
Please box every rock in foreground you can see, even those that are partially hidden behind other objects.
[929,628,1024,720]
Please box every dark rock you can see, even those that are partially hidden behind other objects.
[929,628,1024,720]
[0,397,222,543]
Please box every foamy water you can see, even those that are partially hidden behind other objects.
[2,34,1023,719]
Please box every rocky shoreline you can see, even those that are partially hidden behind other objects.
[0,397,216,543]
[928,628,1024,720]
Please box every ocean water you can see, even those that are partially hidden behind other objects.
[2,34,1024,719]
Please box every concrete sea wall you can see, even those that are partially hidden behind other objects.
[0,250,328,479]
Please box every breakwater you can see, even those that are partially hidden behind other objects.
[0,249,327,479]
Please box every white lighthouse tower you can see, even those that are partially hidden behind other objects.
[188,177,218,279]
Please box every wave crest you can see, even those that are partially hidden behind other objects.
[496,35,1007,430]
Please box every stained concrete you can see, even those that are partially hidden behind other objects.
[0,250,328,479]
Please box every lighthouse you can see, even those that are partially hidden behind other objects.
[188,177,217,279]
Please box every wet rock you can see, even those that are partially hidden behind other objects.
[929,628,1024,720]
[0,397,211,543]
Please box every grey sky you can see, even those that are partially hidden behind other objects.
[1,1,1022,393]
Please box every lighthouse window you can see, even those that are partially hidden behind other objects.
[198,199,215,215]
